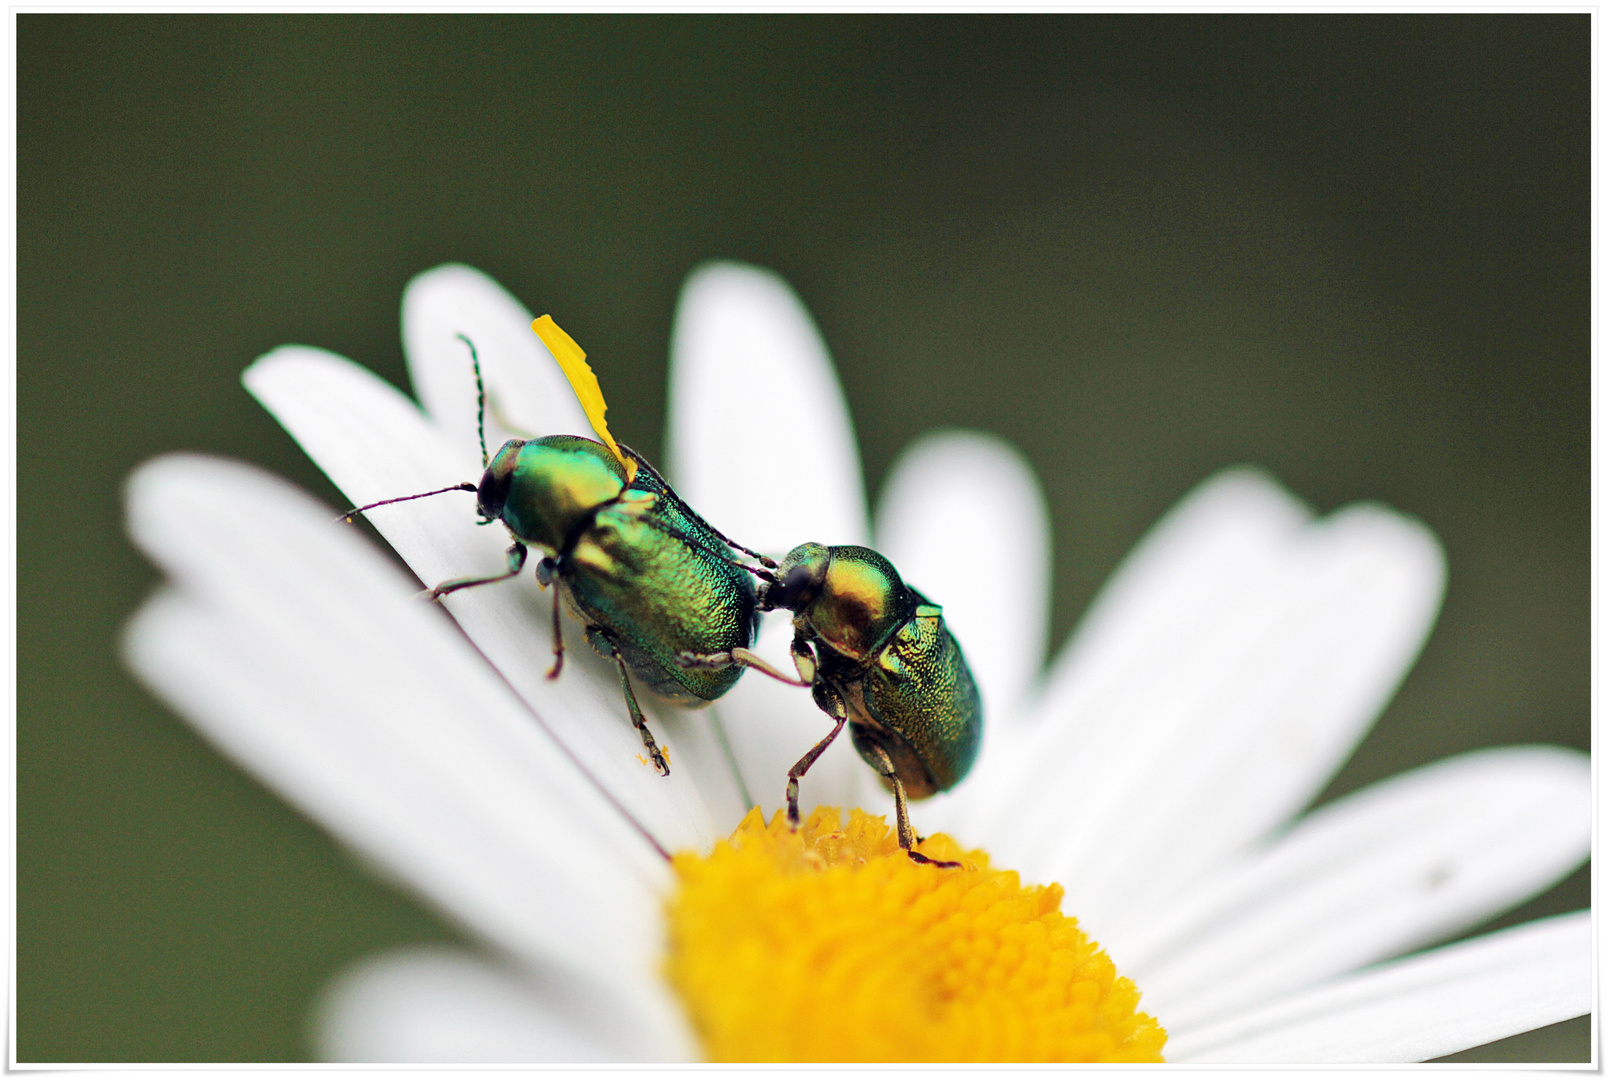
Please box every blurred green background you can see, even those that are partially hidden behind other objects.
[18,14,1589,1062]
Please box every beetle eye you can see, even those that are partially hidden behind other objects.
[476,467,510,520]
[760,543,831,612]
[476,440,523,520]
[761,562,815,612]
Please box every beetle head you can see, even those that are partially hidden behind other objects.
[476,439,526,522]
[760,542,831,613]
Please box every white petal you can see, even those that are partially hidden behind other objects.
[315,946,646,1062]
[245,347,737,851]
[873,430,1052,740]
[1072,502,1446,931]
[400,263,591,458]
[665,260,870,555]
[1166,912,1591,1063]
[122,454,693,1060]
[664,261,873,812]
[967,470,1445,945]
[245,345,486,579]
[962,468,1308,853]
[1126,746,1590,1028]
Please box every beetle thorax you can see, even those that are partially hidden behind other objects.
[498,435,627,552]
[803,547,915,662]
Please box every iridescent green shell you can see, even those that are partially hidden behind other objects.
[784,543,984,797]
[499,435,757,704]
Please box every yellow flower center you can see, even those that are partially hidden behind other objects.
[665,806,1167,1062]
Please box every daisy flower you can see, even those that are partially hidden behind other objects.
[122,262,1590,1063]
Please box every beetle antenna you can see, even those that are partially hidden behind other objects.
[709,531,778,569]
[643,515,778,582]
[457,332,489,469]
[336,482,478,524]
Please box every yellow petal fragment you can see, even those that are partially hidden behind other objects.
[666,806,1167,1063]
[531,314,637,484]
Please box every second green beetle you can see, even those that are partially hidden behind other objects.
[686,541,983,866]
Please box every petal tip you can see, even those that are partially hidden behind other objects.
[681,258,790,295]
[124,451,238,523]
[675,260,823,342]
[401,262,512,308]
[242,344,353,397]
[1314,502,1449,644]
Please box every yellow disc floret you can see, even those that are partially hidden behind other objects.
[665,806,1167,1062]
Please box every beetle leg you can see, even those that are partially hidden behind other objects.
[422,542,527,602]
[676,646,811,687]
[788,633,818,685]
[676,650,729,669]
[546,587,565,679]
[784,720,849,829]
[589,627,670,777]
[784,684,849,829]
[537,560,565,680]
[863,743,962,869]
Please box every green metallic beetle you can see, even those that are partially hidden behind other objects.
[343,323,773,776]
[684,542,983,866]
